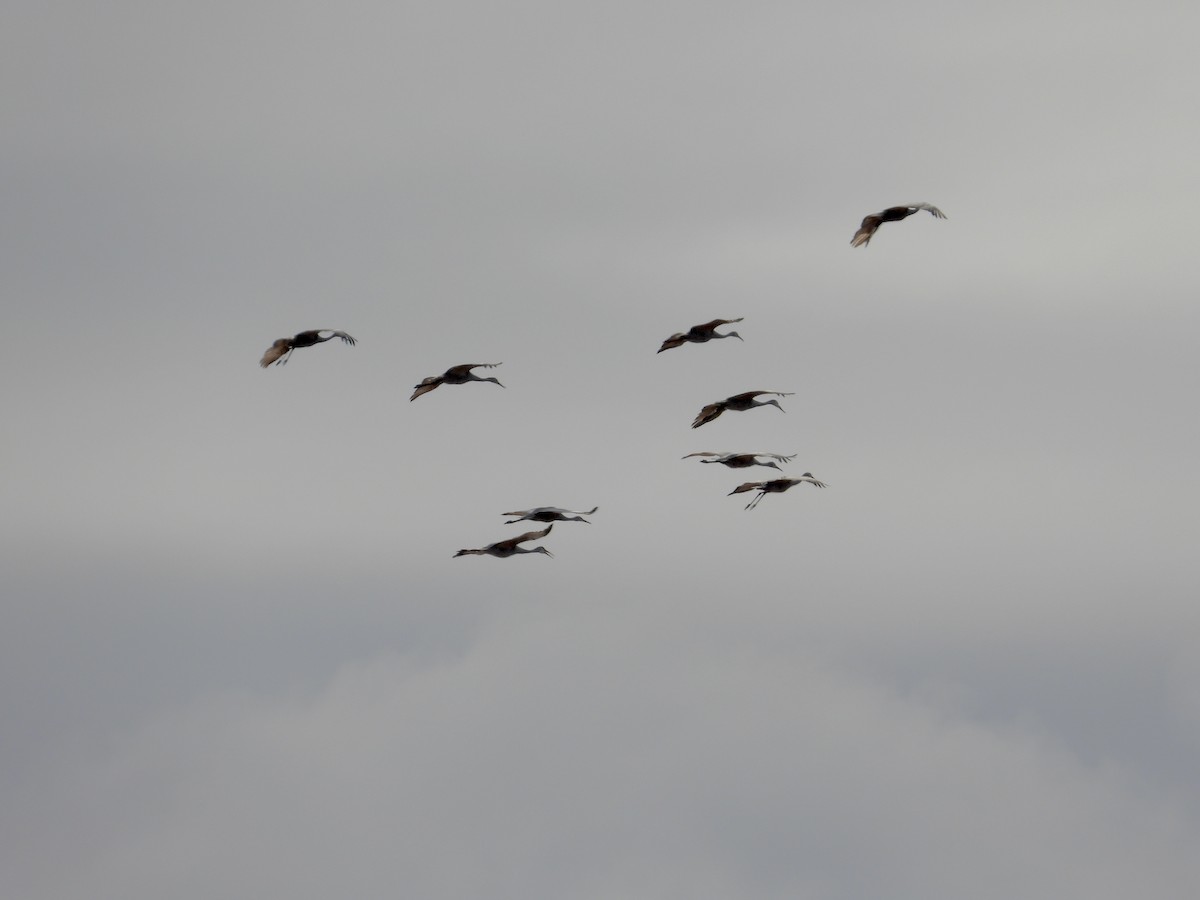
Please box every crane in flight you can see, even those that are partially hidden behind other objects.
[502,506,598,525]
[682,452,796,470]
[260,330,356,368]
[728,473,828,510]
[691,391,793,429]
[454,524,555,558]
[851,203,946,248]
[658,318,744,353]
[411,363,504,401]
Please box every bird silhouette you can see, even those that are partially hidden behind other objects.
[260,330,356,368]
[658,318,744,353]
[682,452,797,470]
[454,524,554,558]
[728,473,828,509]
[502,506,598,525]
[851,203,946,248]
[411,363,504,401]
[691,391,793,429]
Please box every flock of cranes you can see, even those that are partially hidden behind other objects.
[259,203,947,556]
[672,352,824,510]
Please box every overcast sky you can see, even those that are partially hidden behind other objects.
[3,2,1199,898]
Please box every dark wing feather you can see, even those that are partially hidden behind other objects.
[851,215,882,247]
[658,333,688,353]
[728,481,764,495]
[259,339,291,368]
[410,378,442,401]
[691,402,726,429]
[491,524,553,550]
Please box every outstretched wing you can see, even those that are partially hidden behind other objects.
[907,202,946,219]
[259,339,291,368]
[658,333,687,353]
[691,402,726,429]
[851,214,882,248]
[326,330,357,345]
[491,523,553,550]
[756,453,797,464]
[729,390,793,402]
[728,481,764,495]
[410,377,441,401]
[798,472,828,488]
[446,362,501,378]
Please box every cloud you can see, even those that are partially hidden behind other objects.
[7,605,1197,900]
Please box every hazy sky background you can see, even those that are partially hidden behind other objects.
[3,2,1199,898]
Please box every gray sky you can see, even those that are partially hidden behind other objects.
[3,2,1199,898]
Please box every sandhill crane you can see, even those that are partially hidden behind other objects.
[502,506,598,525]
[728,473,828,509]
[411,363,504,401]
[851,203,946,248]
[260,330,356,367]
[658,318,744,353]
[454,524,554,558]
[683,452,797,471]
[691,391,793,429]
